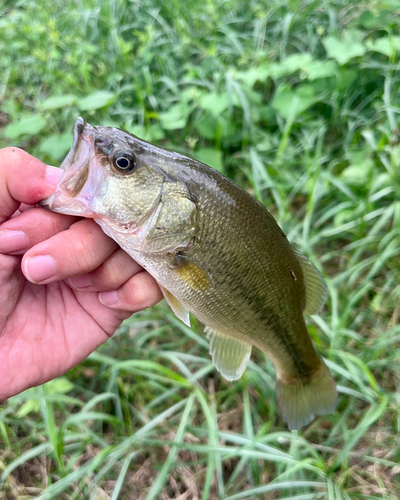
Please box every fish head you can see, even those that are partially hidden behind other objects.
[42,116,165,232]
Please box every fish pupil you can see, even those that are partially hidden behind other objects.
[117,157,129,169]
[113,152,136,173]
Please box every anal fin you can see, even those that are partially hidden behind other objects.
[206,327,252,380]
[160,286,191,327]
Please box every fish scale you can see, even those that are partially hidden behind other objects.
[42,116,337,430]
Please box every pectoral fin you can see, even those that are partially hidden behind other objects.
[160,285,191,326]
[172,255,212,292]
[206,328,252,380]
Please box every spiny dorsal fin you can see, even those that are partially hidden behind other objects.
[160,286,191,326]
[295,251,327,315]
[206,327,252,380]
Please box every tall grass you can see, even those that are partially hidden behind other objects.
[1,0,400,498]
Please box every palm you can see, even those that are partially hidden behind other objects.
[0,253,129,399]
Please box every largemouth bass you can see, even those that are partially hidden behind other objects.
[42,117,337,430]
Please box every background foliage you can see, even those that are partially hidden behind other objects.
[1,0,400,498]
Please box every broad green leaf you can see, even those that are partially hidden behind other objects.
[126,124,163,142]
[341,149,374,185]
[198,92,229,117]
[272,85,317,119]
[44,377,74,394]
[39,133,72,160]
[127,124,147,138]
[340,163,373,185]
[366,36,400,57]
[306,60,338,80]
[366,38,391,57]
[323,33,366,65]
[193,148,223,172]
[241,86,262,105]
[269,53,313,78]
[5,114,47,139]
[40,94,77,110]
[77,90,115,111]
[359,9,393,28]
[98,118,121,128]
[195,114,235,140]
[14,378,73,417]
[148,123,165,141]
[16,399,41,417]
[159,103,189,130]
[195,114,218,139]
[217,115,236,138]
[235,66,269,87]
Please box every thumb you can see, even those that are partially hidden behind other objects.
[0,147,62,224]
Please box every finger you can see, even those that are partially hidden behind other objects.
[0,147,62,224]
[22,219,119,284]
[0,207,78,255]
[68,248,143,291]
[9,203,59,221]
[98,271,163,312]
[19,203,37,213]
[0,253,25,332]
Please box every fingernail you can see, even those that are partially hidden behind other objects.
[99,290,119,306]
[45,166,63,187]
[69,274,92,289]
[25,255,57,283]
[0,230,28,253]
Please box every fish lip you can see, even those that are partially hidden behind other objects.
[60,121,94,195]
[69,116,86,160]
[40,191,95,216]
[75,116,86,135]
[41,117,102,216]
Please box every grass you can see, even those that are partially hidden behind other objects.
[1,0,400,498]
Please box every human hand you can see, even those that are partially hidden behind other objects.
[0,147,163,399]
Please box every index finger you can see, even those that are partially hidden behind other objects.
[0,147,62,224]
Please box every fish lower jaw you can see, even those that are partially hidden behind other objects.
[41,192,96,217]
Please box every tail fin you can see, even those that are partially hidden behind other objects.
[276,361,337,430]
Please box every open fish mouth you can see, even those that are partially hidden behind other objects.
[41,117,103,217]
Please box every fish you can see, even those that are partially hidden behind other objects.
[42,116,337,430]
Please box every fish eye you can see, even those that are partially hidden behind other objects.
[112,152,136,174]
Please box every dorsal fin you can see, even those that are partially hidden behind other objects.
[206,327,252,380]
[295,251,327,315]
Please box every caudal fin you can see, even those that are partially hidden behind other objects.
[276,361,337,430]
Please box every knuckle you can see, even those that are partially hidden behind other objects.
[68,220,116,277]
[105,254,130,287]
[130,276,152,308]
[72,233,96,273]
[129,274,161,309]
[50,215,64,235]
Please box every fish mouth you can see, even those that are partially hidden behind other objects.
[41,117,101,216]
